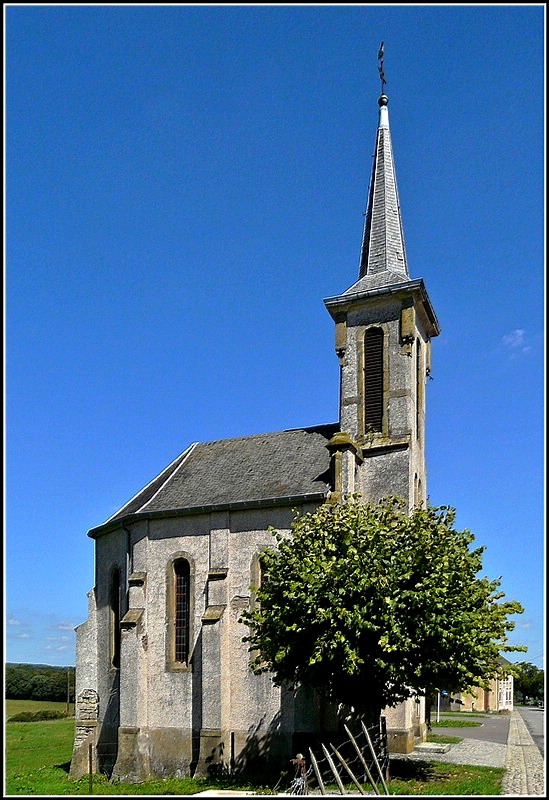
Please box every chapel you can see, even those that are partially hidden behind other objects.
[70,81,440,782]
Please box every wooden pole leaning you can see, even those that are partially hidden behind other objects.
[330,743,366,794]
[308,748,326,795]
[321,742,347,795]
[343,723,381,795]
[361,721,389,795]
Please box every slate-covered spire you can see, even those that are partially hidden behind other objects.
[357,92,409,285]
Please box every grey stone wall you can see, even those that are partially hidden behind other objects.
[86,502,328,782]
[73,487,428,782]
[336,289,433,512]
[69,689,99,779]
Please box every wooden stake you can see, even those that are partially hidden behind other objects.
[88,742,93,795]
[308,748,326,795]
[330,743,366,794]
[343,724,380,795]
[321,742,346,795]
[361,721,389,795]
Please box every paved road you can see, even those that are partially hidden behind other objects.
[432,710,510,744]
[517,706,544,757]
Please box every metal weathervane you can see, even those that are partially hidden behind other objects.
[377,41,386,93]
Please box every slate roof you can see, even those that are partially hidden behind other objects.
[358,95,409,284]
[324,93,440,340]
[91,424,338,536]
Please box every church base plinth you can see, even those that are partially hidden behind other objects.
[192,729,225,779]
[387,727,415,754]
[69,725,98,780]
[111,726,193,783]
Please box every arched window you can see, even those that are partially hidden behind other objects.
[109,567,121,669]
[174,559,191,665]
[364,327,384,432]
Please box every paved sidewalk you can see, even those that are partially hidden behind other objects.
[391,710,545,796]
[392,736,508,768]
[501,710,545,795]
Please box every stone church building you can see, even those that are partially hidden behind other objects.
[70,88,440,782]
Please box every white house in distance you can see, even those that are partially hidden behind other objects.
[70,84,441,783]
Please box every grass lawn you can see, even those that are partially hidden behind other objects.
[6,716,76,795]
[388,759,505,795]
[431,719,483,728]
[5,702,505,795]
[6,699,74,719]
[437,710,494,720]
[427,733,463,744]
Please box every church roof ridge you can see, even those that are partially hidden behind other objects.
[188,422,339,449]
[102,442,199,525]
[90,423,339,536]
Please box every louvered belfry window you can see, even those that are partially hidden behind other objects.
[174,559,190,664]
[364,327,384,432]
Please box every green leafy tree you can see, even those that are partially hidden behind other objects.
[241,497,525,723]
[5,667,32,699]
[512,661,544,702]
[29,674,54,701]
[5,663,75,702]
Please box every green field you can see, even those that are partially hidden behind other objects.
[6,699,74,719]
[5,700,505,795]
[6,716,76,795]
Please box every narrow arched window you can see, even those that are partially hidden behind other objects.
[109,567,121,669]
[174,559,190,664]
[364,328,384,432]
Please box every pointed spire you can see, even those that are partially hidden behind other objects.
[357,91,409,285]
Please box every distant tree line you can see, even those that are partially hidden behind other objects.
[512,661,544,703]
[5,663,75,703]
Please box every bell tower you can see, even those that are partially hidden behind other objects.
[325,89,440,509]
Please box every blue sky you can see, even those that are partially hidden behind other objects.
[6,5,545,671]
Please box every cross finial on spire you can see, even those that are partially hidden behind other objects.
[377,41,386,94]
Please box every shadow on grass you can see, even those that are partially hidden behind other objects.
[55,761,71,774]
[389,759,438,782]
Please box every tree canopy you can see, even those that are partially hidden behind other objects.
[5,663,75,703]
[241,497,525,720]
[512,661,544,702]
